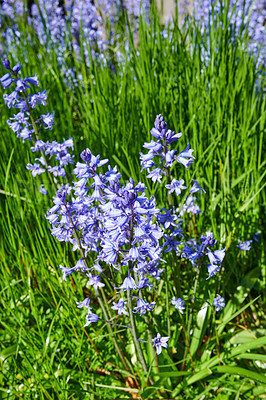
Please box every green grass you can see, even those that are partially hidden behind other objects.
[0,4,265,399]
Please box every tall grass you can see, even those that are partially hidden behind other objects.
[0,4,265,399]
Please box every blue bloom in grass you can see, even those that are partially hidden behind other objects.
[207,248,225,265]
[41,112,55,129]
[171,297,185,314]
[237,239,253,251]
[152,333,170,355]
[133,298,156,316]
[190,179,206,194]
[76,298,91,310]
[39,184,48,195]
[26,163,46,177]
[2,59,11,69]
[0,73,14,89]
[111,298,129,315]
[213,295,225,312]
[59,264,75,281]
[206,263,221,280]
[87,274,105,289]
[177,144,195,170]
[179,195,201,216]
[201,231,217,247]
[84,312,99,327]
[147,167,163,183]
[117,276,137,291]
[165,178,187,196]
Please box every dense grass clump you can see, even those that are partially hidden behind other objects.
[0,2,265,399]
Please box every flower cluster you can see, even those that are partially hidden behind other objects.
[192,0,265,70]
[1,61,229,359]
[1,60,74,184]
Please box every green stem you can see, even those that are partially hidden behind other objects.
[65,208,131,373]
[182,262,202,368]
[126,289,153,383]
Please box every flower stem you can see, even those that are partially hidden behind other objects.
[126,288,153,383]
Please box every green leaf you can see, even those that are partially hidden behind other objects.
[212,366,266,385]
[190,302,210,358]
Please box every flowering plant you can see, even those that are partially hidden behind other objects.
[1,59,227,387]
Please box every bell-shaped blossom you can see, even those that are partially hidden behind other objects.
[213,295,225,311]
[111,298,129,315]
[133,298,156,316]
[152,333,170,355]
[171,297,185,314]
[165,178,187,196]
[237,239,253,251]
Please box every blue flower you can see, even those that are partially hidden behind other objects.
[117,276,137,291]
[87,274,105,289]
[111,298,129,315]
[2,59,11,69]
[76,298,91,310]
[26,163,46,177]
[165,178,187,196]
[0,73,13,89]
[177,144,195,169]
[190,179,206,194]
[84,312,99,327]
[171,297,185,314]
[39,184,48,195]
[213,295,225,311]
[206,263,221,280]
[41,112,55,129]
[237,239,253,251]
[152,333,170,355]
[133,298,156,316]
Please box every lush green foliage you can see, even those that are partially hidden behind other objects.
[0,5,265,399]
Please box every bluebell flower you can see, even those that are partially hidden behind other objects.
[26,163,46,177]
[147,167,163,183]
[179,195,202,216]
[177,144,195,170]
[190,179,206,194]
[171,297,185,314]
[143,140,162,152]
[111,298,129,315]
[41,112,55,129]
[39,184,48,195]
[137,276,154,290]
[0,73,14,89]
[157,208,178,229]
[59,264,75,281]
[165,178,187,196]
[206,263,221,280]
[207,248,225,265]
[84,312,99,327]
[2,59,11,69]
[237,239,253,251]
[117,276,137,291]
[213,294,225,311]
[76,297,91,309]
[201,231,217,247]
[133,298,156,316]
[87,274,105,289]
[152,333,170,355]
[3,91,18,108]
[29,91,47,108]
